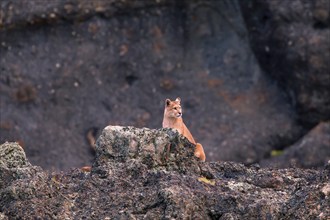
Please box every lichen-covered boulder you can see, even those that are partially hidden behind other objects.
[94,126,201,174]
[0,142,41,189]
[0,142,29,169]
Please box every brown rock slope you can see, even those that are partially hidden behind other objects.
[1,126,329,219]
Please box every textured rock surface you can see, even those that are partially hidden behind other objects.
[0,0,305,170]
[240,0,330,126]
[1,126,329,219]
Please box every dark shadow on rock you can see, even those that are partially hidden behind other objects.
[240,0,330,126]
[260,121,330,169]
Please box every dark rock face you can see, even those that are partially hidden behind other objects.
[261,121,330,169]
[0,127,329,219]
[0,0,306,170]
[1,0,329,171]
[240,0,330,126]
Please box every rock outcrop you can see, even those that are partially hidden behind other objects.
[1,126,329,219]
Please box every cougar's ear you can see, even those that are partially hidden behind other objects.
[175,97,181,103]
[165,99,171,106]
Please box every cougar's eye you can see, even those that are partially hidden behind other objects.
[173,107,177,110]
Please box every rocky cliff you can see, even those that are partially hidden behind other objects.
[1,126,329,219]
[1,0,329,171]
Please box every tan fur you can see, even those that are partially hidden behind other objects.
[162,97,206,161]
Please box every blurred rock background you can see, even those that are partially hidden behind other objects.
[0,0,329,170]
